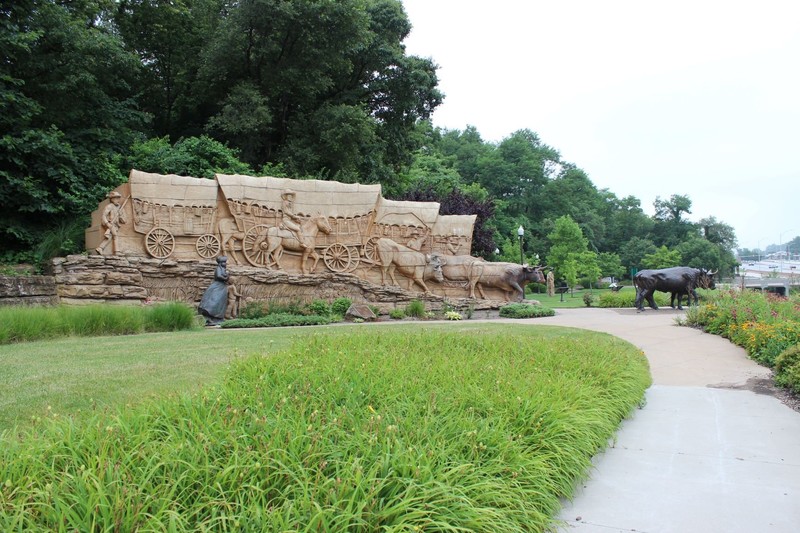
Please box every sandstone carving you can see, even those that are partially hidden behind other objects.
[85,170,541,301]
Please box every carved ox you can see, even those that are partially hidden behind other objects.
[376,238,444,293]
[468,262,546,301]
[428,253,485,290]
[633,266,717,311]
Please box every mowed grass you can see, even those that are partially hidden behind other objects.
[0,324,651,531]
[0,328,296,431]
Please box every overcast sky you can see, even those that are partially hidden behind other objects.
[401,0,799,251]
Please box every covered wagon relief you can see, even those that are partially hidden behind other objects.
[86,170,538,302]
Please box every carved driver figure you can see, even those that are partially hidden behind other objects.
[279,189,309,251]
[96,191,127,255]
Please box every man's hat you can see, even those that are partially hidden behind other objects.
[281,189,296,199]
[108,191,122,199]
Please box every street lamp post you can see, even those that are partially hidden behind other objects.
[517,225,524,265]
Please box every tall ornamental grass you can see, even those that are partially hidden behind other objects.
[0,328,650,532]
[682,290,800,367]
[0,302,198,344]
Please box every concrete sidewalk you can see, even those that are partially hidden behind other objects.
[523,308,800,533]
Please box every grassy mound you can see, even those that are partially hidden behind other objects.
[0,327,650,531]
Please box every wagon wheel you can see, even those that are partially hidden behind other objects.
[324,243,356,273]
[195,234,220,259]
[363,237,380,263]
[243,225,272,268]
[145,228,175,259]
[345,246,360,272]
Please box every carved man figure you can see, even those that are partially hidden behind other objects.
[96,191,127,255]
[280,189,310,251]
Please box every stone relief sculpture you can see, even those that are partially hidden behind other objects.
[86,170,541,301]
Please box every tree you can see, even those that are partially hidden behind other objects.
[1,0,147,257]
[619,237,658,275]
[125,136,251,178]
[546,215,594,284]
[597,252,625,281]
[654,194,692,223]
[652,194,695,247]
[698,216,737,250]
[641,246,682,270]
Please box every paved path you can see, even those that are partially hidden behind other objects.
[514,308,800,533]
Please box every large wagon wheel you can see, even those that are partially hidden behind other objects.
[242,225,272,268]
[145,228,175,258]
[195,234,220,259]
[363,237,380,263]
[345,246,361,272]
[324,243,357,273]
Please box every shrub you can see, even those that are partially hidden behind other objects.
[220,313,331,328]
[445,311,462,320]
[389,308,405,320]
[774,345,800,393]
[598,290,670,308]
[238,300,269,319]
[331,297,352,316]
[405,300,426,318]
[499,303,555,319]
[583,293,594,307]
[305,299,331,316]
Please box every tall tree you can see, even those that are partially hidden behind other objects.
[1,0,147,258]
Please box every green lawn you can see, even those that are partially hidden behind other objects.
[0,328,296,431]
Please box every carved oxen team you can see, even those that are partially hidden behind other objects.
[86,170,546,301]
[633,267,717,311]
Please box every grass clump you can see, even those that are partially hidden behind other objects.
[500,302,555,319]
[0,327,650,531]
[405,299,426,318]
[389,308,405,320]
[0,303,198,344]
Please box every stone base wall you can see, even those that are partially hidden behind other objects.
[0,275,58,306]
[43,255,505,313]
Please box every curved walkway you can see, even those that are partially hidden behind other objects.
[517,308,800,533]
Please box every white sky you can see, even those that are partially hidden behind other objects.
[401,0,800,251]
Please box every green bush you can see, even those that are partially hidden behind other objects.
[499,303,555,319]
[598,290,670,308]
[0,328,651,531]
[405,299,426,318]
[220,313,331,329]
[305,299,331,316]
[331,297,352,316]
[774,345,800,393]
[583,293,594,307]
[389,308,405,320]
